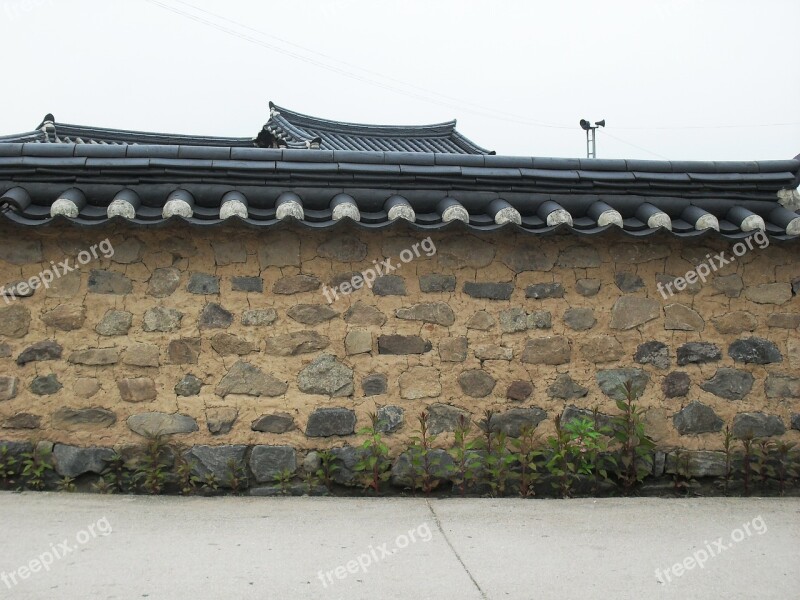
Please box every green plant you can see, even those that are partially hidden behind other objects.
[610,381,655,494]
[449,415,480,496]
[545,415,576,498]
[510,425,541,498]
[753,440,775,490]
[721,425,734,495]
[273,469,294,495]
[57,476,77,493]
[133,433,170,495]
[740,435,754,497]
[91,477,115,494]
[670,449,693,496]
[200,472,220,493]
[100,452,130,494]
[482,431,515,497]
[173,454,200,496]
[21,445,54,491]
[408,411,441,495]
[301,470,320,495]
[315,450,340,492]
[0,445,20,489]
[354,412,391,494]
[774,441,798,496]
[225,459,248,494]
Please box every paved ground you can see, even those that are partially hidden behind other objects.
[0,493,797,599]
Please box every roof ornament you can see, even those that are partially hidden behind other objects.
[330,194,360,222]
[538,201,573,227]
[275,192,304,220]
[107,189,140,220]
[50,188,86,218]
[438,198,469,223]
[777,188,800,211]
[220,191,249,220]
[487,199,521,225]
[162,190,195,219]
[384,196,416,222]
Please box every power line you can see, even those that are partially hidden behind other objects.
[598,129,670,160]
[143,0,800,134]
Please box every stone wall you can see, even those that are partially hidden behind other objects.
[0,224,798,474]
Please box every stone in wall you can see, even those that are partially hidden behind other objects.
[457,370,496,398]
[210,333,256,356]
[112,237,144,264]
[168,338,201,364]
[557,245,600,268]
[345,330,372,355]
[117,378,157,402]
[521,337,571,365]
[69,348,119,366]
[123,344,160,368]
[250,446,297,483]
[187,273,220,295]
[732,412,786,438]
[52,408,116,431]
[427,404,469,435]
[96,310,133,336]
[491,408,547,437]
[664,451,727,478]
[147,267,181,297]
[211,241,247,265]
[676,342,721,366]
[474,345,513,361]
[712,311,757,334]
[581,337,624,363]
[265,331,330,356]
[634,341,670,370]
[501,246,558,272]
[377,406,404,433]
[700,369,754,401]
[672,401,723,435]
[30,374,62,396]
[767,313,800,329]
[463,282,513,300]
[305,408,356,437]
[764,374,800,399]
[3,413,41,429]
[744,283,792,305]
[87,270,132,295]
[609,297,659,330]
[252,413,296,434]
[199,303,233,329]
[525,283,564,299]
[185,445,248,486]
[662,372,690,398]
[547,374,588,400]
[506,380,533,401]
[596,368,650,400]
[466,311,494,330]
[396,302,455,326]
[419,274,456,293]
[127,412,199,436]
[298,355,354,397]
[41,305,84,331]
[362,373,388,396]
[373,276,407,296]
[287,304,339,325]
[216,361,288,397]
[273,275,321,295]
[437,236,495,268]
[728,337,782,365]
[614,273,644,293]
[576,279,601,297]
[16,340,62,365]
[318,236,368,262]
[712,274,743,298]
[143,307,183,332]
[242,309,277,326]
[206,408,238,435]
[343,302,386,326]
[439,337,468,362]
[231,277,263,293]
[609,243,670,264]
[564,308,596,331]
[0,240,42,264]
[399,367,441,400]
[378,335,432,355]
[175,374,203,397]
[53,445,114,478]
[664,304,704,332]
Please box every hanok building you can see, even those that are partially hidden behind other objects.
[0,103,798,487]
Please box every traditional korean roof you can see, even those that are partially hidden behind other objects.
[0,107,798,240]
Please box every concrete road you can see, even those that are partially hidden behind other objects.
[0,493,797,599]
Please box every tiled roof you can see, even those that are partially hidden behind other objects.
[0,103,492,154]
[1,142,798,240]
[260,102,492,154]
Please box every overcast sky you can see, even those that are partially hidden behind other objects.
[1,0,798,160]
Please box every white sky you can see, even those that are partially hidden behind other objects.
[1,0,798,161]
